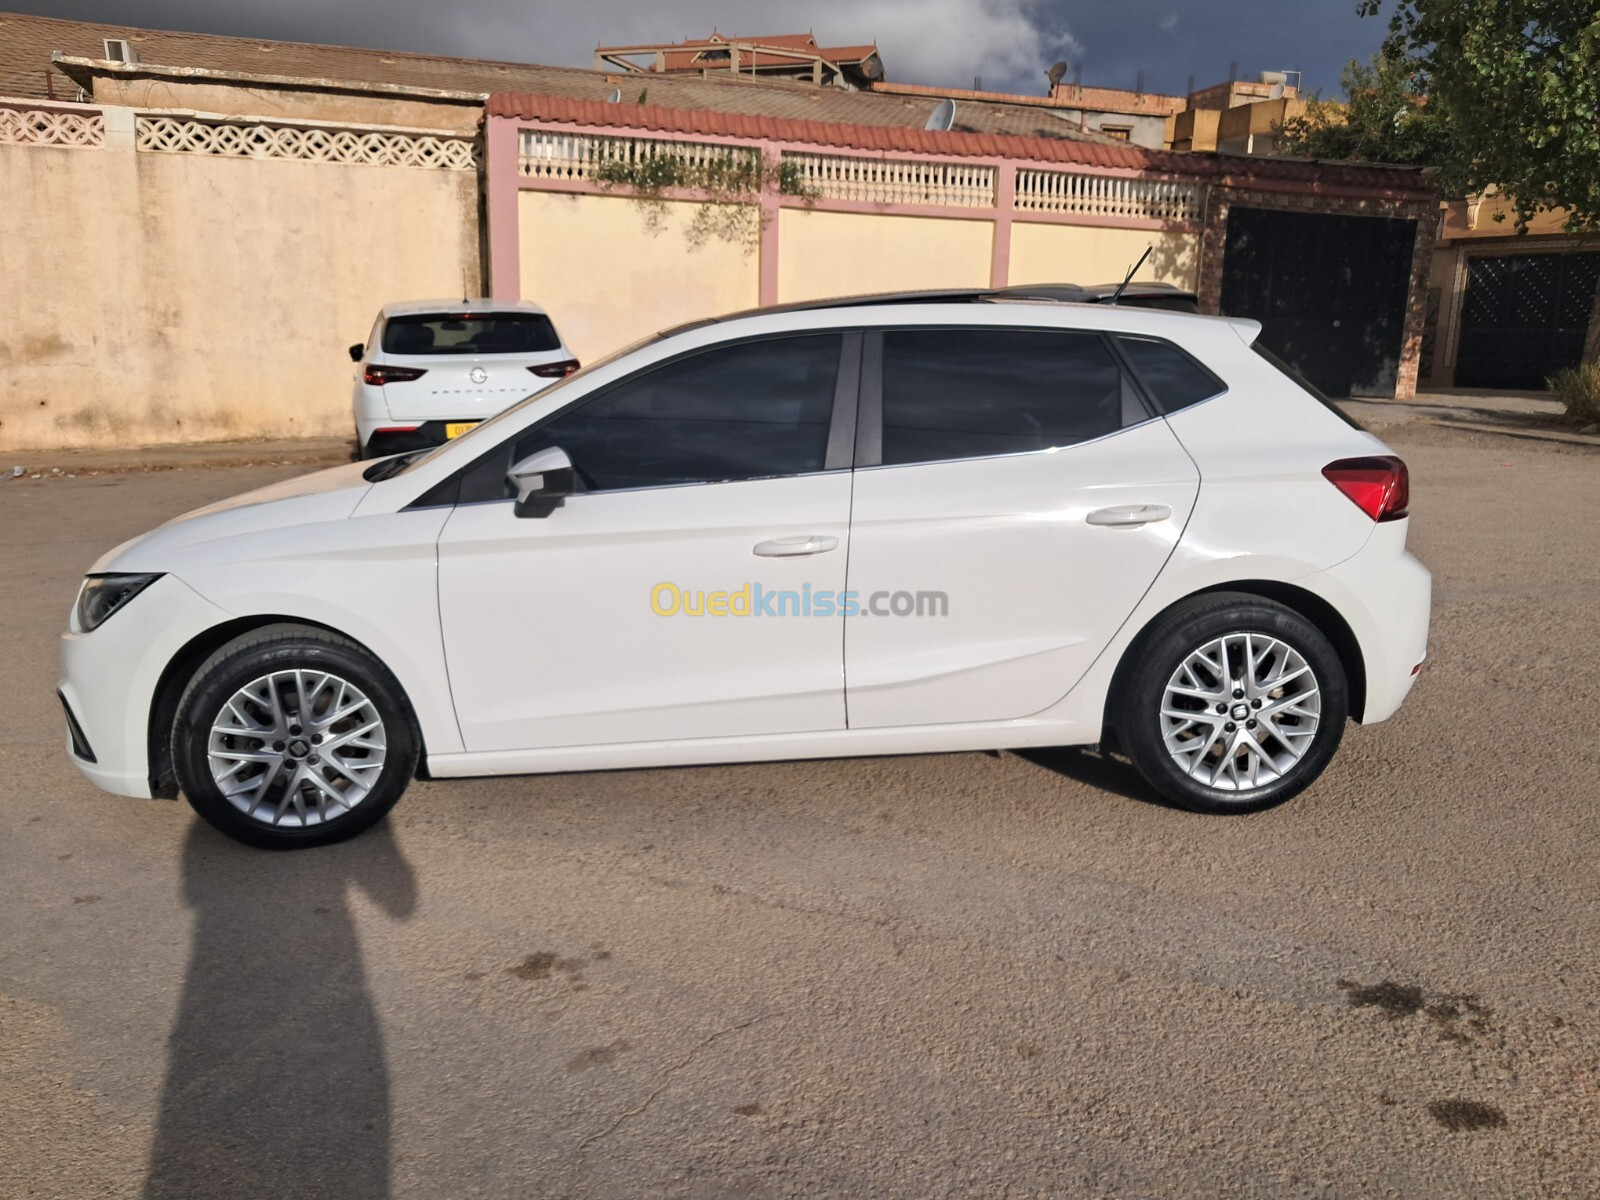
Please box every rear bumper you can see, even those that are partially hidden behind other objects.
[59,575,233,799]
[357,419,486,459]
[1297,520,1431,724]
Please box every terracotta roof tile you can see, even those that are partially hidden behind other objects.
[488,91,1438,196]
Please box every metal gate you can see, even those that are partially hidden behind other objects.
[1220,207,1417,398]
[1455,252,1600,389]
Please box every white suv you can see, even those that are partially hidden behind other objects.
[64,293,1430,848]
[350,299,578,458]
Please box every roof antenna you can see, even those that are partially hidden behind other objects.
[1108,245,1153,305]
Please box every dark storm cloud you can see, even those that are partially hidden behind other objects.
[9,0,1387,97]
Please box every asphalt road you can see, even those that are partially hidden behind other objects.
[3,424,1598,1199]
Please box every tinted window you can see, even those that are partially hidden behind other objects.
[880,328,1123,465]
[383,312,560,356]
[1115,335,1226,412]
[506,334,841,492]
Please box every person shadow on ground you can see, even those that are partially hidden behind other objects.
[143,818,417,1200]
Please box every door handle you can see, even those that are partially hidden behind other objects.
[753,535,839,557]
[1086,504,1172,528]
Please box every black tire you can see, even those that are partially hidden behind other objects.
[1113,593,1348,814]
[171,624,419,849]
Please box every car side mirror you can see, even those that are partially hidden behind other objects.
[348,343,365,363]
[508,446,576,518]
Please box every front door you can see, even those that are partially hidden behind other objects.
[843,326,1199,729]
[437,332,856,752]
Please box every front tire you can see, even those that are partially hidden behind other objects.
[172,625,419,849]
[1115,594,1348,814]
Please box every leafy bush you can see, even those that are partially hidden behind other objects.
[1547,362,1600,424]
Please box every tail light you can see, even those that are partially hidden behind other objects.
[363,363,428,386]
[1322,456,1409,522]
[529,359,580,379]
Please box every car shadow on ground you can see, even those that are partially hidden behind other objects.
[142,819,416,1200]
[1012,746,1186,811]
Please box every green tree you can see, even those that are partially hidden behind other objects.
[1361,0,1600,230]
[1276,51,1446,167]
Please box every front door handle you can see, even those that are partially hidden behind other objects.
[1086,504,1172,528]
[753,534,839,557]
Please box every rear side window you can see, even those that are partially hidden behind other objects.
[1114,335,1226,412]
[383,312,560,356]
[879,328,1124,466]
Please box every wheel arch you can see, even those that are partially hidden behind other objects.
[1103,579,1369,747]
[147,615,430,798]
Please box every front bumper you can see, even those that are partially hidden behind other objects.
[59,574,233,798]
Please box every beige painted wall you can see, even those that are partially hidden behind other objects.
[0,122,478,450]
[518,191,760,364]
[91,76,482,133]
[777,209,994,303]
[1008,223,1200,291]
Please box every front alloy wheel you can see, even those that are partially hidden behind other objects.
[174,625,417,848]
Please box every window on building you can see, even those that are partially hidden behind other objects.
[1101,126,1133,141]
[102,39,137,64]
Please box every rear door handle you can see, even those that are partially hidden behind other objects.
[753,535,839,557]
[1086,504,1172,528]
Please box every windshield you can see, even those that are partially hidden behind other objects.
[370,330,669,480]
[381,312,560,356]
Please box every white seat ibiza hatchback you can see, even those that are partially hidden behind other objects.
[62,294,1430,848]
[350,299,579,459]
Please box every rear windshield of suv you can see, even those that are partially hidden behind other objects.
[382,312,560,356]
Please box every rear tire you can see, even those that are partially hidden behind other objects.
[1114,593,1348,814]
[172,625,418,849]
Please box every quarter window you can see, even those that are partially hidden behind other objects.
[507,333,841,492]
[1115,335,1226,413]
[879,328,1125,465]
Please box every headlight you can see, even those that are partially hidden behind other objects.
[75,574,162,632]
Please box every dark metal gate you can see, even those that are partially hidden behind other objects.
[1455,252,1600,389]
[1220,207,1417,398]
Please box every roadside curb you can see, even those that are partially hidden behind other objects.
[1414,418,1600,449]
[5,438,353,477]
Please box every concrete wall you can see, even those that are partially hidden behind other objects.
[91,76,482,133]
[0,108,479,450]
[1008,224,1200,291]
[517,191,760,364]
[777,209,993,303]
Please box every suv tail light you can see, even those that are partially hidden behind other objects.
[529,359,580,379]
[363,363,428,386]
[1322,456,1409,522]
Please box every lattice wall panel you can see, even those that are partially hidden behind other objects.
[1016,169,1198,223]
[0,108,104,148]
[135,116,475,170]
[519,129,759,183]
[783,152,995,208]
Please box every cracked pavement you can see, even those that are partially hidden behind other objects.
[2,422,1599,1198]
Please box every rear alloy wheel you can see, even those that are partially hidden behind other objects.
[1116,595,1348,813]
[173,626,418,848]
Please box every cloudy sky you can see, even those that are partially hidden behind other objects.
[14,0,1392,98]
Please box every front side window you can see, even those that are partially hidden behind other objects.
[383,312,561,356]
[879,328,1125,466]
[504,333,842,492]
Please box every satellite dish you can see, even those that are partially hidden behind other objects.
[925,98,956,132]
[606,86,622,104]
[860,53,884,81]
[1268,81,1285,100]
[1047,60,1068,87]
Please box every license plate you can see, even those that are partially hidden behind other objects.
[444,422,479,439]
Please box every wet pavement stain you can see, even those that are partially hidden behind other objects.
[1339,979,1424,1018]
[731,1104,762,1117]
[1428,1099,1508,1132]
[1339,979,1495,1043]
[565,1040,631,1072]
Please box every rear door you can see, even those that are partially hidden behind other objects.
[842,326,1199,729]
